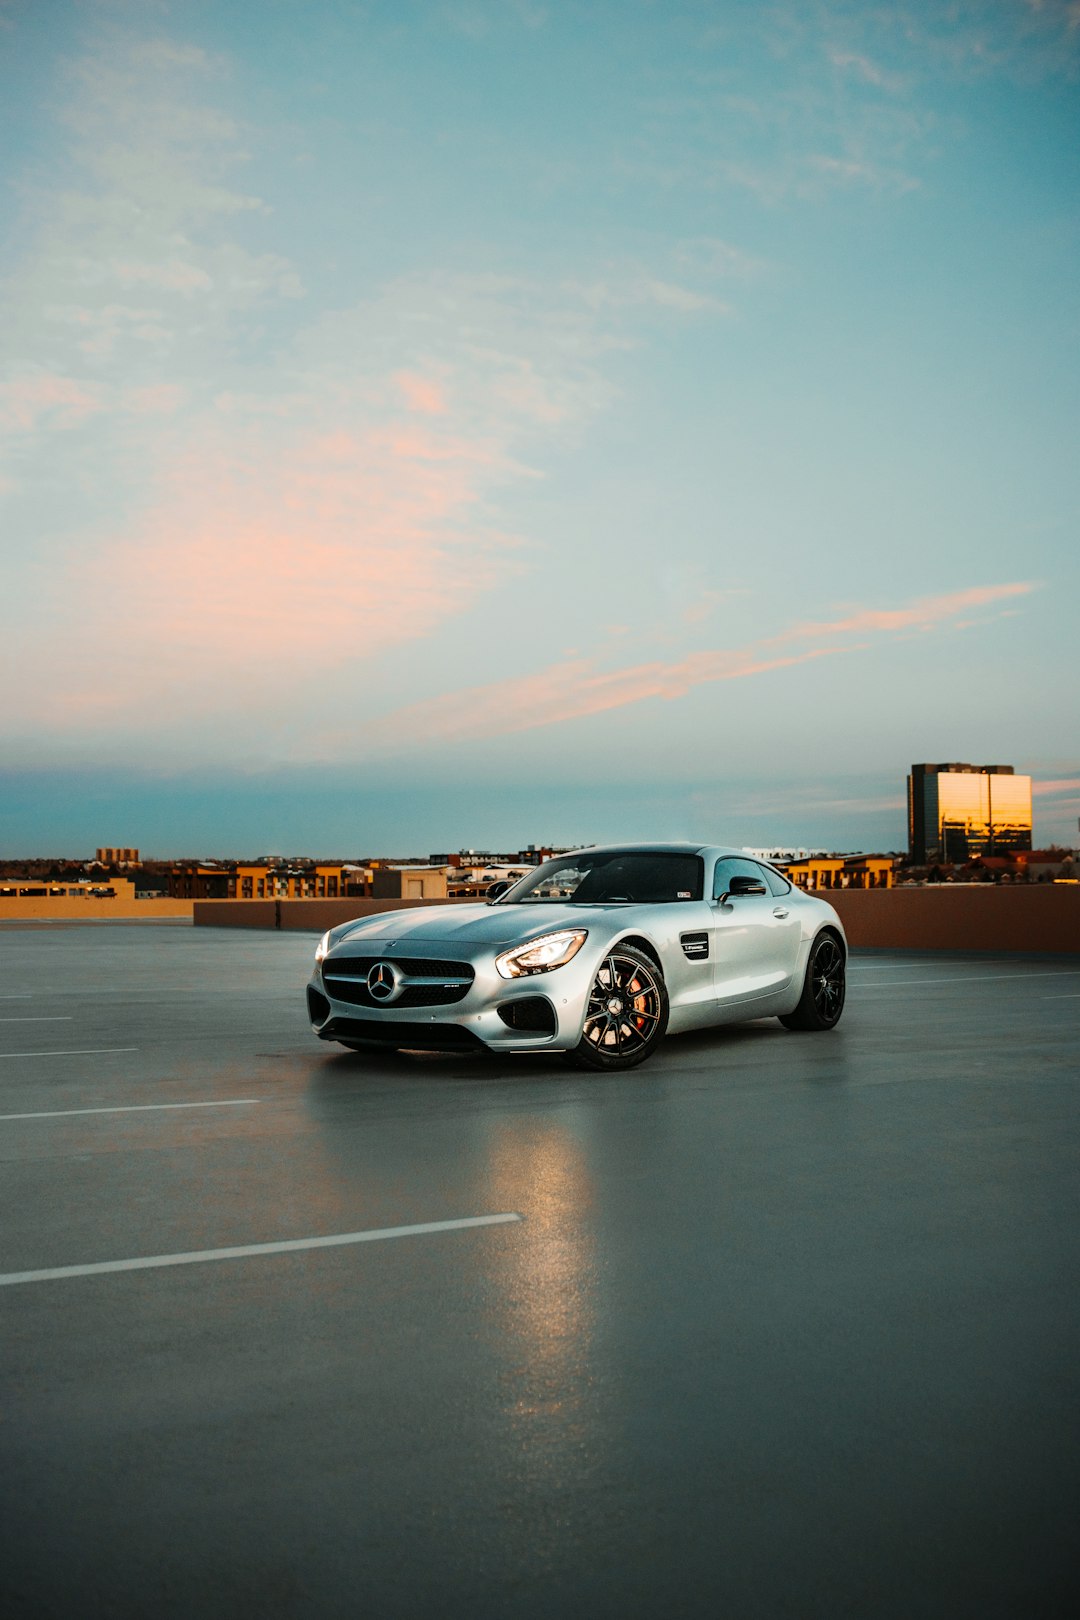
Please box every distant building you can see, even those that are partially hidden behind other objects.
[371,866,450,901]
[0,878,133,901]
[96,847,138,866]
[429,848,554,868]
[780,855,894,891]
[373,854,544,901]
[0,876,190,919]
[743,847,825,863]
[907,764,1033,864]
[168,861,367,900]
[1014,849,1079,883]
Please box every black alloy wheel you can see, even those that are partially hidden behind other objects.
[779,931,846,1031]
[570,945,669,1070]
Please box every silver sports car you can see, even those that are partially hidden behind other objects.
[306,843,847,1070]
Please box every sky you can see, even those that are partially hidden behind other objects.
[1,0,1077,858]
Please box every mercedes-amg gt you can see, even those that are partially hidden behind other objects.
[306,843,846,1070]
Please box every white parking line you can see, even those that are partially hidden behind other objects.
[0,1017,73,1023]
[847,961,952,970]
[0,1212,524,1288]
[0,1099,258,1122]
[855,971,1080,989]
[0,1047,138,1059]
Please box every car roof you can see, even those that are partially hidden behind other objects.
[560,841,761,861]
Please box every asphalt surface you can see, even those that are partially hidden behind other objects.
[1,923,1078,1619]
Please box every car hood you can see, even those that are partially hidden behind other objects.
[331,902,602,953]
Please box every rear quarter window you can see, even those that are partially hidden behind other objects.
[760,865,792,897]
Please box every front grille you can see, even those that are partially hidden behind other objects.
[323,955,475,1009]
[326,955,474,979]
[320,1017,486,1052]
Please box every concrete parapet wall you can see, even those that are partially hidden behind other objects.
[192,900,278,929]
[194,888,1080,950]
[826,885,1079,952]
[0,896,193,921]
[194,896,473,931]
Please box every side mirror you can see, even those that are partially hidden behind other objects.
[717,875,768,903]
[486,880,511,902]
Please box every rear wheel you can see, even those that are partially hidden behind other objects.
[779,931,846,1031]
[569,945,669,1071]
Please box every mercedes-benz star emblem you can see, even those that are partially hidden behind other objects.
[367,961,398,1002]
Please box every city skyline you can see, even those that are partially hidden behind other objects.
[1,752,1076,862]
[1,1,1077,855]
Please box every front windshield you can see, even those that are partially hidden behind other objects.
[497,850,704,904]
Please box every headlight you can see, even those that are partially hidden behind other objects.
[495,929,587,979]
[315,930,332,964]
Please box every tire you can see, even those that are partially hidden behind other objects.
[568,945,669,1071]
[779,931,846,1031]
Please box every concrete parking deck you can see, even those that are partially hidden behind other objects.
[1,925,1078,1618]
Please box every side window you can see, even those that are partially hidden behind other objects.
[759,863,791,898]
[712,857,769,899]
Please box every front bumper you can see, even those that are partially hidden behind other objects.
[307,947,599,1053]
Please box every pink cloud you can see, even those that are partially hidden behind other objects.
[126,383,187,415]
[787,582,1037,641]
[0,372,104,431]
[491,364,571,425]
[372,645,851,746]
[19,413,525,736]
[372,581,1040,746]
[383,426,496,464]
[112,259,213,292]
[1032,778,1080,796]
[395,372,447,416]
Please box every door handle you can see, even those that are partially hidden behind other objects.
[772,907,790,919]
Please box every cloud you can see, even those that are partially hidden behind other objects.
[6,171,711,754]
[681,588,747,627]
[371,645,851,746]
[14,397,529,737]
[786,582,1037,641]
[370,583,1041,747]
[0,371,105,431]
[1033,778,1080,796]
[396,372,448,416]
[125,382,187,415]
[675,238,772,282]
[575,275,730,316]
[111,260,214,292]
[802,152,921,195]
[898,0,1080,79]
[0,29,295,423]
[4,24,643,746]
[828,50,905,91]
[441,1,547,39]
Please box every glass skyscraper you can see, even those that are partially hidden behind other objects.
[907,763,1033,864]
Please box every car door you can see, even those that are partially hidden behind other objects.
[710,857,802,1007]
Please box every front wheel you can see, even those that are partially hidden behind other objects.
[779,932,846,1031]
[568,945,669,1071]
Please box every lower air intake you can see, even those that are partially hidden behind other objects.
[307,986,331,1024]
[497,997,557,1035]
